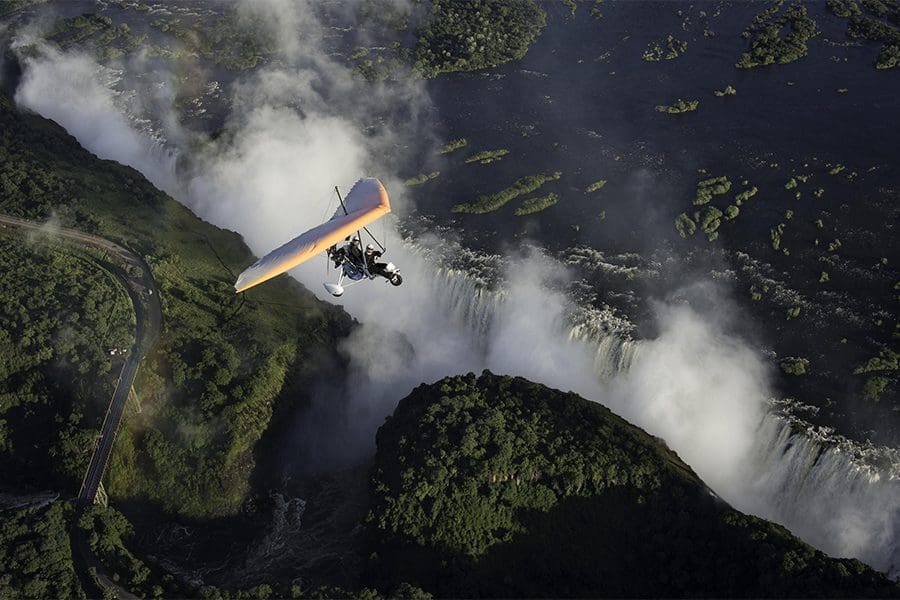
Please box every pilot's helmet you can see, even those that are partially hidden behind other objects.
[366,244,375,252]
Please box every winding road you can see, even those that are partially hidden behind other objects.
[0,214,161,508]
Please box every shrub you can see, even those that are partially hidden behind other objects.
[675,213,696,237]
[452,172,561,214]
[439,138,468,154]
[515,192,559,216]
[655,99,699,114]
[780,357,809,375]
[694,176,731,205]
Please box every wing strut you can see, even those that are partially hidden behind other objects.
[335,185,386,252]
[336,185,372,277]
[335,186,349,216]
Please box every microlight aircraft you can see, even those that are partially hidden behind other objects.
[234,177,402,297]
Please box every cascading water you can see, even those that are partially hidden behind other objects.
[569,312,640,380]
[742,411,900,578]
[427,267,498,340]
[402,248,900,579]
[566,281,900,578]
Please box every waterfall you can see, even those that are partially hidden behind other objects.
[742,411,900,577]
[569,318,639,381]
[403,246,899,580]
[569,305,900,578]
[427,267,499,341]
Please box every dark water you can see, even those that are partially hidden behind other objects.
[396,1,900,444]
[414,1,899,254]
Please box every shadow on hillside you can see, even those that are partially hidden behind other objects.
[365,486,897,598]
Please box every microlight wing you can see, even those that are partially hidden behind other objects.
[234,177,390,293]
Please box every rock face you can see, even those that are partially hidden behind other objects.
[366,371,899,598]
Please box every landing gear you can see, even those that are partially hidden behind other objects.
[389,273,403,286]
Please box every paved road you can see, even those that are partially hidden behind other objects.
[0,214,161,508]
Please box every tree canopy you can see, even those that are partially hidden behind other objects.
[366,372,899,598]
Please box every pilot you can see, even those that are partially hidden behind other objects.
[346,235,364,266]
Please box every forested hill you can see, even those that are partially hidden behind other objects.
[0,90,353,520]
[367,372,900,598]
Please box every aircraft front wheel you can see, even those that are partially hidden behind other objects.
[390,274,403,286]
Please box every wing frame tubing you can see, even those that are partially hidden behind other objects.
[334,185,386,272]
[335,185,386,252]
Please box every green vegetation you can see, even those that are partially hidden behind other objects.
[584,179,607,193]
[675,212,697,237]
[0,0,43,19]
[734,186,757,205]
[771,223,786,250]
[352,53,411,82]
[452,172,561,214]
[349,47,371,61]
[737,3,817,68]
[781,357,809,375]
[877,44,900,69]
[655,98,699,114]
[45,13,148,63]
[464,149,510,164]
[359,0,411,31]
[439,138,468,154]
[714,85,737,97]
[514,193,559,216]
[414,0,547,77]
[0,236,133,488]
[642,35,688,61]
[854,348,899,374]
[0,502,85,599]
[693,175,731,205]
[45,9,276,70]
[699,206,723,235]
[863,376,889,401]
[827,0,900,69]
[148,9,277,70]
[366,372,897,598]
[78,506,158,597]
[0,93,351,518]
[675,175,747,241]
[403,171,440,186]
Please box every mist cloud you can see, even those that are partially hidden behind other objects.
[12,39,178,194]
[608,296,768,494]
